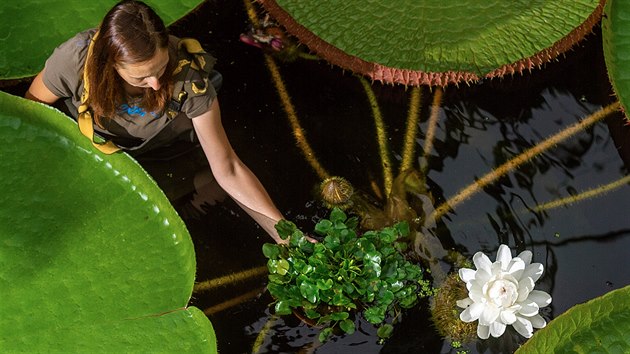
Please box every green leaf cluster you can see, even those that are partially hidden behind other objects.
[262,208,432,342]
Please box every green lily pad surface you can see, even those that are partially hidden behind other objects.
[259,0,602,86]
[516,285,630,353]
[603,0,630,120]
[0,0,203,80]
[0,91,216,352]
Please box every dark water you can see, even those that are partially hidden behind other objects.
[6,1,630,353]
[161,2,630,354]
[157,3,630,353]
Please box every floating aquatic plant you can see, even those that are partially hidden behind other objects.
[456,244,552,339]
[262,208,433,342]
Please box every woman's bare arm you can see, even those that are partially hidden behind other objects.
[25,69,60,104]
[192,98,287,244]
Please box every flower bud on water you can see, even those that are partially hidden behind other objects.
[320,176,354,210]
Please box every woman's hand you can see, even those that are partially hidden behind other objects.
[304,234,318,243]
[275,233,317,245]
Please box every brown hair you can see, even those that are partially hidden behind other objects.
[86,0,174,124]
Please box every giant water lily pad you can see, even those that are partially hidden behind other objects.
[603,0,630,120]
[516,285,630,353]
[259,0,603,86]
[0,91,216,352]
[0,0,204,80]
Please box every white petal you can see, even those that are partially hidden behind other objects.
[477,324,490,339]
[522,262,544,283]
[501,273,519,284]
[473,252,492,273]
[459,268,476,283]
[496,244,513,269]
[490,262,507,278]
[517,250,532,265]
[517,277,535,302]
[490,321,507,338]
[528,314,547,329]
[456,298,473,309]
[469,287,484,303]
[512,316,534,338]
[491,261,503,275]
[507,258,525,278]
[500,310,517,325]
[460,302,485,322]
[475,268,492,285]
[480,304,500,325]
[518,301,540,317]
[528,290,552,308]
[506,304,521,312]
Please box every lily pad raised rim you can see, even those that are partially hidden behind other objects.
[257,0,605,87]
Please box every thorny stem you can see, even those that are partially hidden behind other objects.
[251,314,280,354]
[420,87,443,176]
[194,266,267,292]
[429,101,621,221]
[359,76,393,196]
[245,0,330,180]
[533,173,630,212]
[400,86,422,173]
[264,54,330,180]
[202,287,264,316]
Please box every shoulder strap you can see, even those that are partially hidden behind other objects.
[166,38,215,119]
[77,30,121,154]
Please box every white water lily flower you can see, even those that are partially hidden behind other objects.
[456,244,552,339]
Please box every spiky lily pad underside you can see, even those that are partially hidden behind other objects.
[258,0,603,86]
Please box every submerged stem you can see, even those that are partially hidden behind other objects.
[245,0,330,180]
[243,0,260,27]
[421,88,443,175]
[264,55,330,180]
[430,101,620,221]
[202,287,264,315]
[359,76,393,196]
[401,87,422,173]
[533,174,630,212]
[251,315,280,354]
[194,266,268,292]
